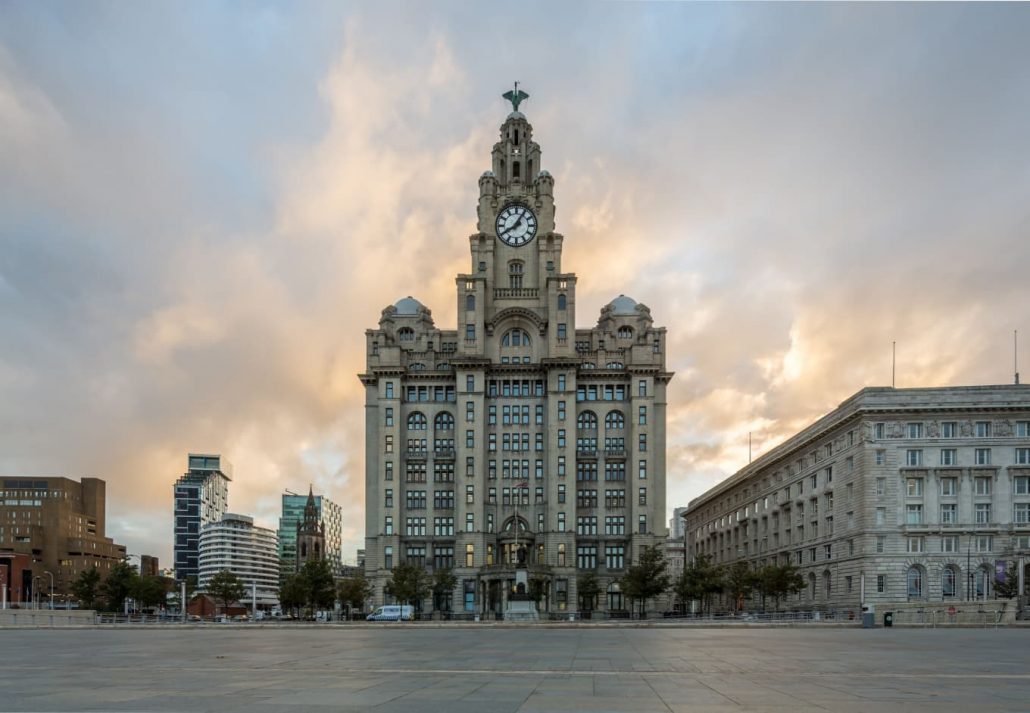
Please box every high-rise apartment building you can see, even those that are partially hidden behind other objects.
[198,512,279,608]
[360,91,672,616]
[0,477,126,602]
[686,385,1030,609]
[173,454,231,581]
[277,489,343,574]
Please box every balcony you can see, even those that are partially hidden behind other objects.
[433,449,456,460]
[405,449,429,460]
[493,287,539,300]
[576,449,598,459]
[604,448,627,458]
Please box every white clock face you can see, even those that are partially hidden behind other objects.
[495,204,538,247]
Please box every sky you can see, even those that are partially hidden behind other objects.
[2,2,1029,566]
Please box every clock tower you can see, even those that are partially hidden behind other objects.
[361,88,672,618]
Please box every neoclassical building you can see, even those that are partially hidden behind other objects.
[685,385,1030,610]
[360,91,672,616]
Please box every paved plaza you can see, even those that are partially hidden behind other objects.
[2,626,1029,712]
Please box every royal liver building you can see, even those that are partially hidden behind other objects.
[361,89,672,617]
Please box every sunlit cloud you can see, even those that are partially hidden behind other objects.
[1,2,1029,563]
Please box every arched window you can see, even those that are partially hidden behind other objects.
[577,411,598,431]
[408,363,425,372]
[512,160,520,179]
[501,328,531,347]
[301,542,307,558]
[557,294,567,311]
[606,362,624,369]
[607,582,623,611]
[617,326,633,339]
[907,566,924,599]
[407,412,427,431]
[466,294,475,311]
[508,261,524,289]
[397,327,415,342]
[823,570,832,598]
[434,412,455,431]
[581,362,596,369]
[605,410,625,430]
[942,566,958,598]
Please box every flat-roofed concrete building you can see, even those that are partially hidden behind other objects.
[686,385,1030,611]
[360,93,673,617]
[0,477,126,604]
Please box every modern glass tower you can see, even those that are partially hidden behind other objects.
[277,490,343,574]
[173,454,231,581]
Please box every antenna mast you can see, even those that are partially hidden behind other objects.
[1016,330,1020,385]
[892,341,896,388]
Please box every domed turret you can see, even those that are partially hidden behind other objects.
[608,294,639,316]
[394,296,426,316]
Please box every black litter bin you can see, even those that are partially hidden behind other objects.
[883,611,894,627]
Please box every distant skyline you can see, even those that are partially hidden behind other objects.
[2,3,1029,565]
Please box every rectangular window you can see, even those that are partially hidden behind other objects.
[907,422,923,439]
[385,407,394,427]
[905,449,922,467]
[385,435,394,453]
[465,512,474,533]
[975,535,992,553]
[875,507,886,526]
[940,421,956,438]
[1015,476,1030,495]
[557,484,566,503]
[638,460,647,479]
[876,477,886,496]
[557,323,567,340]
[466,401,475,422]
[941,535,958,553]
[940,503,957,524]
[975,477,992,496]
[940,477,957,496]
[384,546,393,570]
[877,574,885,593]
[974,448,991,466]
[557,512,566,532]
[875,450,886,466]
[638,487,646,505]
[1017,421,1030,438]
[576,545,597,570]
[975,421,991,438]
[466,324,475,340]
[557,429,566,448]
[874,422,885,439]
[557,456,566,476]
[906,478,923,496]
[384,516,393,535]
[638,406,647,425]
[638,514,647,534]
[638,379,646,397]
[384,489,393,508]
[1016,449,1030,466]
[939,449,956,466]
[975,503,991,525]
[385,461,393,481]
[906,504,923,525]
[876,536,886,553]
[906,537,924,553]
[1014,503,1030,524]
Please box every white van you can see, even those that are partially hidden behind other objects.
[367,605,414,621]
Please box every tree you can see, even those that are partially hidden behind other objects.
[761,563,805,610]
[338,574,374,618]
[101,560,138,612]
[577,571,601,612]
[724,561,757,613]
[206,569,245,615]
[279,573,306,617]
[386,562,429,613]
[994,562,1020,599]
[71,567,101,610]
[674,554,724,616]
[132,576,169,611]
[300,559,337,613]
[620,544,671,618]
[431,568,457,612]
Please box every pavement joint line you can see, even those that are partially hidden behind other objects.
[6,666,1030,679]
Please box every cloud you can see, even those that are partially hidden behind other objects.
[1,3,1029,564]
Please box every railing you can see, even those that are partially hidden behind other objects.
[493,287,539,299]
[405,449,428,459]
[604,448,627,458]
[433,449,456,459]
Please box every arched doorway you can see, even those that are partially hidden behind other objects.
[907,565,924,600]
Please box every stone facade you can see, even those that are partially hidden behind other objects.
[360,101,673,617]
[686,385,1030,611]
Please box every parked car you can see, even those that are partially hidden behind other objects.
[366,605,413,621]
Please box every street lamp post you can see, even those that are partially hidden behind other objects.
[33,576,41,610]
[967,534,973,601]
[43,571,54,610]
